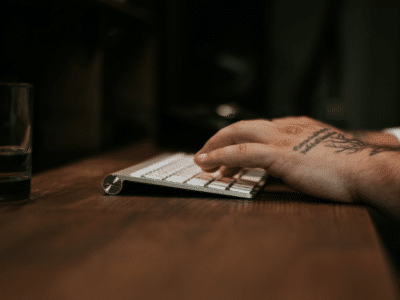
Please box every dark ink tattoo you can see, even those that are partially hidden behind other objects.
[293,128,400,156]
[323,134,369,154]
[300,131,337,154]
[293,128,328,151]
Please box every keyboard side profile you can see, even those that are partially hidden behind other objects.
[102,153,270,199]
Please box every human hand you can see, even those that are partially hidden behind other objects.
[193,116,388,203]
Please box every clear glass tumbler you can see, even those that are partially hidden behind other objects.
[0,83,33,202]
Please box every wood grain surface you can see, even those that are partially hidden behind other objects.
[0,140,398,300]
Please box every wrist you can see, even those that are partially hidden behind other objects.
[348,130,400,146]
[354,151,400,223]
[383,127,400,144]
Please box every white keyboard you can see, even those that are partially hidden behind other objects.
[102,153,269,199]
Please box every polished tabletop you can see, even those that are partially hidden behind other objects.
[0,140,398,300]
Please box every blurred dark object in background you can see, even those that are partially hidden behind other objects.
[0,0,155,174]
[102,1,155,151]
[156,0,269,151]
[155,0,400,153]
[268,0,400,131]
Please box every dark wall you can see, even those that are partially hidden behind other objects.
[269,0,400,130]
[1,0,399,171]
[157,0,400,153]
[156,0,270,151]
[0,0,154,173]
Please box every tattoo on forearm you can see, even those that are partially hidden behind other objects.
[293,128,400,156]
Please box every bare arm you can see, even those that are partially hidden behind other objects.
[347,130,400,222]
[349,130,400,147]
[353,150,400,223]
[348,130,400,221]
[194,117,400,224]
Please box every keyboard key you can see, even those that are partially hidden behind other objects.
[165,164,201,183]
[130,153,185,178]
[186,178,210,187]
[165,176,188,184]
[207,177,235,190]
[229,185,254,193]
[186,172,218,187]
[240,168,266,182]
[229,179,256,193]
[230,184,254,191]
[207,184,228,190]
[234,179,257,187]
[217,177,236,184]
[144,156,194,180]
[196,173,216,180]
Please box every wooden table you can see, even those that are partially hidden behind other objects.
[0,140,398,300]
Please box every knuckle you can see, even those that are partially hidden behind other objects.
[217,125,230,136]
[299,115,311,122]
[210,148,226,159]
[215,148,226,157]
[235,120,247,128]
[238,143,248,154]
[223,122,238,133]
[227,120,247,135]
[272,116,292,123]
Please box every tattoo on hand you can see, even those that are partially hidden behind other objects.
[293,128,400,156]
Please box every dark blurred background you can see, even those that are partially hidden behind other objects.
[0,0,399,172]
[0,0,156,173]
[0,0,399,284]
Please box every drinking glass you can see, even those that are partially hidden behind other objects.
[0,83,33,202]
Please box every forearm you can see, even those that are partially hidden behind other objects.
[348,130,400,147]
[347,130,400,222]
[354,151,400,224]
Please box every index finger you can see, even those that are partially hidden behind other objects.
[196,120,276,155]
